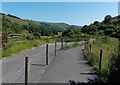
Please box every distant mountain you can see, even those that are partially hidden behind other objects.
[71,25,83,29]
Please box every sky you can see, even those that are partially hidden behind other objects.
[1,2,118,26]
[1,0,119,2]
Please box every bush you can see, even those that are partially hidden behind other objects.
[26,36,34,40]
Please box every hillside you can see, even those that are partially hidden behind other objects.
[1,13,70,28]
[1,13,70,41]
[71,25,83,29]
[81,15,120,38]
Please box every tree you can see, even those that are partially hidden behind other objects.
[81,25,89,33]
[62,26,81,38]
[93,21,99,26]
[103,15,112,24]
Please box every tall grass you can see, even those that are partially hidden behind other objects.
[84,36,118,83]
[2,40,55,58]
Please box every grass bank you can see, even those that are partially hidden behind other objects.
[2,40,55,59]
[84,36,118,83]
[62,42,83,50]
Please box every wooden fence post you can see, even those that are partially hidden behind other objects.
[93,40,94,44]
[86,39,89,44]
[99,49,102,72]
[61,38,63,49]
[89,44,92,52]
[118,38,120,56]
[46,44,49,65]
[84,38,86,51]
[98,49,102,83]
[85,39,87,50]
[25,56,30,85]
[55,42,57,55]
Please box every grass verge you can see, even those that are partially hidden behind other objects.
[62,42,83,50]
[2,40,55,59]
[84,36,118,83]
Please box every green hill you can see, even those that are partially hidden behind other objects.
[1,13,70,41]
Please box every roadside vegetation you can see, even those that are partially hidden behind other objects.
[2,40,55,58]
[62,42,83,50]
[1,13,68,59]
[84,36,118,83]
[81,14,120,84]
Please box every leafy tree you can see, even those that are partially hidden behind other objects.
[93,21,100,26]
[81,25,89,33]
[62,26,83,42]
[103,15,112,24]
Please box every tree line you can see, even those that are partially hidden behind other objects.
[1,14,69,44]
[81,15,120,38]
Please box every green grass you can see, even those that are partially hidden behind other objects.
[2,40,55,58]
[84,37,118,83]
[62,42,83,50]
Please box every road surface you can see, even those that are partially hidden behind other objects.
[39,46,97,83]
[2,43,62,83]
[2,41,96,84]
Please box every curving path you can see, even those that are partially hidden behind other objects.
[39,46,97,83]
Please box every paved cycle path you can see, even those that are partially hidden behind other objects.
[39,46,97,83]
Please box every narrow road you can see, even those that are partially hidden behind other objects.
[39,46,97,83]
[2,43,61,83]
[2,41,95,83]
